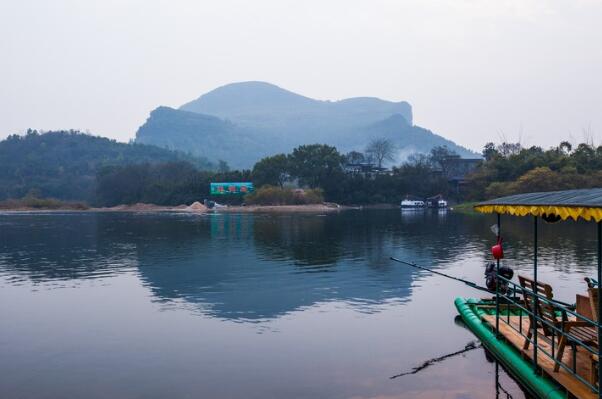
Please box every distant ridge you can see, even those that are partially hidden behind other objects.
[136,106,268,166]
[136,81,476,168]
[0,130,213,201]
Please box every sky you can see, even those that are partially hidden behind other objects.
[1,0,601,152]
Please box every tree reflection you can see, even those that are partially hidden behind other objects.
[1,210,599,322]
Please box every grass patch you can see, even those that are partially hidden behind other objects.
[452,202,479,215]
[0,196,89,210]
[244,186,324,205]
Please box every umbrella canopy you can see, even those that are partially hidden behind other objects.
[474,188,602,222]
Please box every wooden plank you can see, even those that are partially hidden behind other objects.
[577,294,594,320]
[482,314,598,399]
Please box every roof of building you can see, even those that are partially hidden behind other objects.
[474,188,602,222]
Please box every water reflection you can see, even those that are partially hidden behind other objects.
[136,211,422,321]
[253,214,343,266]
[1,211,599,321]
[0,214,138,281]
[2,210,600,399]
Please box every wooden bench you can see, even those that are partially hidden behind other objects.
[554,279,599,384]
[518,275,566,350]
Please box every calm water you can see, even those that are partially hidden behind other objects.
[1,209,600,399]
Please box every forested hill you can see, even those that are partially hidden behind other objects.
[136,81,476,169]
[0,130,214,202]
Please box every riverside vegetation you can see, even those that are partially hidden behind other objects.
[463,141,602,199]
[2,130,602,208]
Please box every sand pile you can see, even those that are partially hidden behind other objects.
[186,201,207,212]
[125,203,160,211]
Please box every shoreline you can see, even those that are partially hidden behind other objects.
[0,202,349,214]
[215,203,345,213]
[0,202,469,214]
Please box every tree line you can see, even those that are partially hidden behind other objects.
[95,141,454,206]
[0,130,215,202]
[464,141,602,200]
[5,130,600,207]
[96,139,602,206]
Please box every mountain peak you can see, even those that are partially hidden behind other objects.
[180,81,315,115]
[179,81,413,126]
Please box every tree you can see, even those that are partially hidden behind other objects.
[428,145,460,176]
[366,138,396,168]
[407,153,430,166]
[482,142,498,161]
[497,142,522,157]
[288,144,344,189]
[558,141,572,155]
[96,161,203,206]
[0,130,213,202]
[344,151,365,164]
[252,154,289,188]
[217,160,230,173]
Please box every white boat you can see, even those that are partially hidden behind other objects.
[426,195,448,208]
[400,199,425,208]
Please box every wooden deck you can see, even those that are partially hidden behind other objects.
[482,315,598,399]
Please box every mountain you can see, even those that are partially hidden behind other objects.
[136,81,476,168]
[0,130,213,202]
[180,81,413,129]
[135,106,270,168]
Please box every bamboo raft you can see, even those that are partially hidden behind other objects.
[455,188,602,399]
[457,298,597,399]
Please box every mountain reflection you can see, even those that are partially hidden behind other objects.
[0,210,599,322]
[136,212,417,321]
[252,214,343,266]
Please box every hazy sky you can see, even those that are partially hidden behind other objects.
[2,0,601,152]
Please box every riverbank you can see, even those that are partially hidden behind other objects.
[451,202,478,215]
[216,203,344,213]
[0,200,483,214]
[0,197,89,211]
[0,201,203,213]
[0,201,346,214]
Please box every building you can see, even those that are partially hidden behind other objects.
[425,194,448,208]
[344,162,390,179]
[443,158,482,195]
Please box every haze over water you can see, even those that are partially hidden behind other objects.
[1,209,599,398]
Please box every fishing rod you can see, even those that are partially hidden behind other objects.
[390,257,492,293]
[390,257,574,309]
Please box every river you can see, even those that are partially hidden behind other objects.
[1,209,600,398]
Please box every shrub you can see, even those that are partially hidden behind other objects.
[245,186,324,205]
[0,195,89,210]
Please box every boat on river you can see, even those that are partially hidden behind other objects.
[400,196,425,208]
[426,194,448,209]
[400,199,425,208]
[456,189,602,399]
[400,194,448,209]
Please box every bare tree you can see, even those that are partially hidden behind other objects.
[344,150,365,164]
[429,145,460,176]
[366,138,396,168]
[497,142,522,157]
[583,125,596,146]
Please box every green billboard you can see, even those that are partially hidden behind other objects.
[210,182,254,195]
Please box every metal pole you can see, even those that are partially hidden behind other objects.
[533,216,538,370]
[596,221,602,398]
[496,213,501,337]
